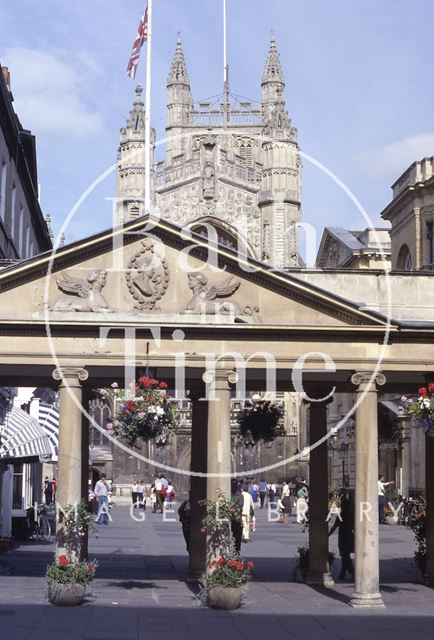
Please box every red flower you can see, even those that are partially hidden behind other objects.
[217,557,226,566]
[139,376,152,387]
[229,559,237,568]
[419,387,428,397]
[246,561,254,569]
[159,381,168,389]
[125,400,137,412]
[87,563,94,572]
[429,383,434,393]
[236,562,244,571]
[58,554,69,567]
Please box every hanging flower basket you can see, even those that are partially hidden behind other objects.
[400,385,434,436]
[237,400,284,444]
[98,376,179,447]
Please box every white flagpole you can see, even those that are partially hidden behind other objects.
[223,0,229,127]
[144,0,153,214]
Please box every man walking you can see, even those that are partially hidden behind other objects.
[94,473,110,524]
[378,474,394,524]
[258,479,267,509]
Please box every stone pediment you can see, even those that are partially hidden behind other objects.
[0,216,392,330]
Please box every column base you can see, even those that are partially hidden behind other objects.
[423,572,434,588]
[186,567,205,584]
[305,570,335,587]
[349,591,385,608]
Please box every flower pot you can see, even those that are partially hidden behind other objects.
[207,586,242,610]
[48,581,86,606]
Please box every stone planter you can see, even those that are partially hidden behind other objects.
[47,581,86,606]
[207,586,242,610]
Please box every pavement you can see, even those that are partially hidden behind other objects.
[0,503,433,640]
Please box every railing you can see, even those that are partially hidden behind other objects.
[189,109,262,127]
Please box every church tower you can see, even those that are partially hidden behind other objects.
[115,36,301,268]
[116,85,155,224]
[259,37,301,267]
[166,38,193,158]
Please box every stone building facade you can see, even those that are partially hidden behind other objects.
[0,66,51,262]
[116,37,301,270]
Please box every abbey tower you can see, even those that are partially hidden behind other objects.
[116,37,301,269]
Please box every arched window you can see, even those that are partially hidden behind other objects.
[397,243,412,271]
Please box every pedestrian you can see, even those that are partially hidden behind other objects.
[178,496,191,551]
[378,474,394,524]
[136,480,146,509]
[268,482,276,505]
[150,486,157,513]
[241,484,254,543]
[43,476,53,506]
[94,473,110,524]
[329,493,355,580]
[258,479,267,509]
[231,481,243,555]
[248,482,258,506]
[154,475,164,513]
[278,492,292,524]
[296,482,308,524]
[282,480,290,497]
[51,477,57,503]
[131,480,140,508]
[166,481,175,508]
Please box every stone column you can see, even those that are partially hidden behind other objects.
[202,368,237,502]
[424,434,434,585]
[350,371,385,608]
[306,398,334,586]
[187,387,208,583]
[52,367,89,558]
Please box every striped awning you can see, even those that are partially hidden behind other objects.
[0,407,52,460]
[38,402,59,461]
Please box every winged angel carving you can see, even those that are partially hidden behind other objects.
[51,269,113,312]
[185,272,241,315]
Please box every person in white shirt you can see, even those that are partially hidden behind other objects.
[166,482,175,508]
[136,480,146,510]
[378,474,394,524]
[241,485,254,542]
[132,481,140,508]
[154,475,164,513]
[94,473,110,524]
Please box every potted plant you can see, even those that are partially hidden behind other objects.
[199,491,253,610]
[204,554,254,610]
[46,500,97,606]
[98,375,179,448]
[46,554,98,606]
[237,399,284,445]
[400,385,434,435]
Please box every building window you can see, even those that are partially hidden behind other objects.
[397,243,412,271]
[10,184,16,237]
[12,463,24,509]
[0,160,6,221]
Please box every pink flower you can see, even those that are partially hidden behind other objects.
[200,527,206,534]
[111,382,119,389]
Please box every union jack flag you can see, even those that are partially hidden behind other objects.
[126,5,148,79]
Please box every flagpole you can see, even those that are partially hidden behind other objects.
[144,0,153,214]
[223,0,229,128]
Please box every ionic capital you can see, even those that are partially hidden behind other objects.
[351,371,386,389]
[202,368,239,387]
[52,367,89,385]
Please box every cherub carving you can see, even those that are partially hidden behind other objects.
[185,272,241,314]
[51,269,113,312]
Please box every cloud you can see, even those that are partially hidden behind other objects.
[354,133,434,180]
[1,47,104,137]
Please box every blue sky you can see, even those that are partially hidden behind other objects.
[1,0,434,253]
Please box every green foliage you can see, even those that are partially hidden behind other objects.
[238,400,284,444]
[205,555,254,589]
[410,512,426,573]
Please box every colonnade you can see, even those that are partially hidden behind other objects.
[51,365,434,608]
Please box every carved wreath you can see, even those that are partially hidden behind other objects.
[126,239,169,311]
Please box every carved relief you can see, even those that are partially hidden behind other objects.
[126,239,169,311]
[202,160,216,200]
[51,269,113,312]
[184,272,241,315]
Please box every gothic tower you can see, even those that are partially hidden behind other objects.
[116,36,301,268]
[259,37,301,267]
[116,85,155,224]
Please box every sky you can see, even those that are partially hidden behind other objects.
[1,0,434,256]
